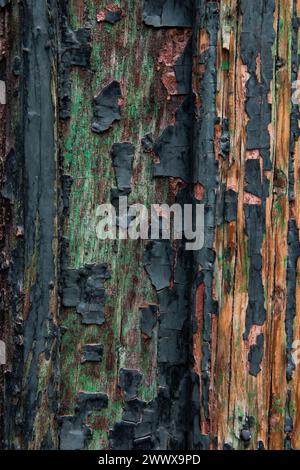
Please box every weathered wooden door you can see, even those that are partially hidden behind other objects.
[0,0,300,451]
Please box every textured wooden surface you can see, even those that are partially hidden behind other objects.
[0,0,300,451]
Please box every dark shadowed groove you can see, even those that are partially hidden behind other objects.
[18,0,59,449]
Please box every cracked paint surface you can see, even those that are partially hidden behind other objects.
[0,0,300,451]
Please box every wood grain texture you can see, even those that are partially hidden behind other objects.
[0,0,299,451]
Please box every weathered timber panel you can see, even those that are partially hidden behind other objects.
[0,0,299,451]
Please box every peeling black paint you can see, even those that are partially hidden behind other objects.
[143,0,193,28]
[123,399,147,424]
[111,370,192,450]
[19,0,60,448]
[245,159,262,198]
[81,344,103,363]
[289,31,300,201]
[248,333,264,377]
[111,143,135,192]
[119,369,143,402]
[112,236,193,449]
[92,81,122,133]
[2,0,295,452]
[217,187,238,224]
[158,284,189,332]
[244,205,266,341]
[140,305,158,338]
[173,38,192,95]
[59,1,91,119]
[191,0,219,441]
[240,1,275,354]
[59,392,108,450]
[148,240,192,448]
[240,0,275,172]
[286,220,300,381]
[59,415,91,451]
[62,264,110,325]
[109,421,136,450]
[111,187,131,206]
[192,1,219,187]
[76,392,108,412]
[286,1,300,386]
[225,190,238,223]
[144,240,173,291]
[153,96,194,182]
[110,187,135,229]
